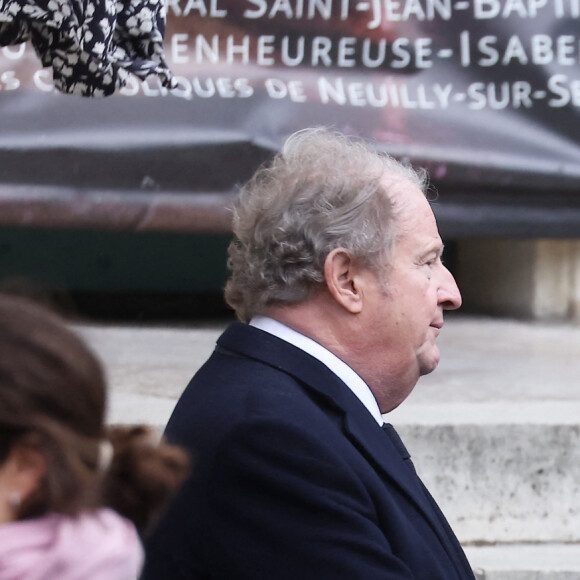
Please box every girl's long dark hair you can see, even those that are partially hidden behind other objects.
[0,294,189,533]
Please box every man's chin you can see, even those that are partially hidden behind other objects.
[419,349,440,376]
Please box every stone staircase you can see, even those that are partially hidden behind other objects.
[80,315,580,579]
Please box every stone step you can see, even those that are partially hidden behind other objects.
[392,416,580,545]
[465,544,580,580]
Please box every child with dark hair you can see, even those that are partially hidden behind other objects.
[0,294,190,579]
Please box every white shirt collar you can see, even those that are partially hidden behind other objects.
[250,316,384,426]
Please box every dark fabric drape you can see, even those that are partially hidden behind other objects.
[0,0,174,96]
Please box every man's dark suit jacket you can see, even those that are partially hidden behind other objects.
[141,323,475,580]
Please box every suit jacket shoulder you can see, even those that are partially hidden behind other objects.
[142,323,475,580]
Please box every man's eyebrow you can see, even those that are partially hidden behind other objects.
[421,242,444,258]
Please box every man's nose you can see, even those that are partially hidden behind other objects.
[438,266,462,310]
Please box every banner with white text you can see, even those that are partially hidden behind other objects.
[2,0,580,236]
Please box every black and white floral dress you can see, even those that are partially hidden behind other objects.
[0,0,174,96]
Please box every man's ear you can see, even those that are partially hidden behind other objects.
[324,248,364,314]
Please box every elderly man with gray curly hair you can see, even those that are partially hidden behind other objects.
[142,127,474,580]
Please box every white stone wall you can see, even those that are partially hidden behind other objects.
[455,239,580,321]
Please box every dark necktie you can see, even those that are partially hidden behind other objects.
[382,422,416,471]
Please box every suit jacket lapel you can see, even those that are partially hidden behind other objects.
[218,324,470,576]
[341,400,460,548]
